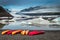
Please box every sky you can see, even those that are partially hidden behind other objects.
[0,0,60,11]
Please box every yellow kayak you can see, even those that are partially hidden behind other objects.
[1,30,10,35]
[21,30,29,35]
[12,30,22,35]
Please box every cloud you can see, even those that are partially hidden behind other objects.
[0,0,60,6]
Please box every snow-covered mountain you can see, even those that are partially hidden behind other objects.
[16,6,60,16]
[20,6,60,13]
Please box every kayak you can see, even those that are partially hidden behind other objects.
[7,30,15,35]
[21,30,29,35]
[29,30,45,36]
[12,30,22,35]
[1,30,10,35]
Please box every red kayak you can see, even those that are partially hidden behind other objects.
[29,30,45,36]
[7,30,15,35]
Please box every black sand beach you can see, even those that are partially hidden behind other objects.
[0,30,60,40]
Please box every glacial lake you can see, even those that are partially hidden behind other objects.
[0,20,60,30]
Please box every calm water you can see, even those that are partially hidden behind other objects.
[0,20,60,30]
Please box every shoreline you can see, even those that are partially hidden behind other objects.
[0,29,60,31]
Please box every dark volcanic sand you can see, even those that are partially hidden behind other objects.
[0,30,60,40]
